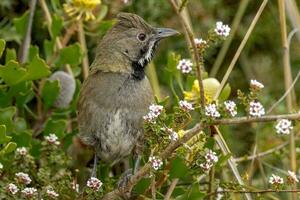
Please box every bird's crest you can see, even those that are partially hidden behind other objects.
[113,12,153,33]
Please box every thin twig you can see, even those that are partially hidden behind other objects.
[267,70,300,114]
[151,176,156,200]
[18,0,37,63]
[39,0,73,75]
[213,0,268,100]
[168,0,206,108]
[210,0,250,77]
[212,113,300,125]
[235,141,289,162]
[78,19,89,79]
[164,178,179,200]
[208,189,300,195]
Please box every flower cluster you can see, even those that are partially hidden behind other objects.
[86,177,103,191]
[21,187,37,198]
[177,59,193,74]
[149,156,163,170]
[46,188,59,198]
[194,38,207,48]
[143,104,163,123]
[200,150,218,172]
[63,0,101,21]
[275,119,293,135]
[45,134,60,145]
[164,128,179,141]
[179,100,194,111]
[205,103,221,118]
[7,183,19,195]
[16,147,28,156]
[214,21,231,37]
[287,170,299,184]
[269,174,284,186]
[15,172,31,185]
[224,100,237,117]
[249,101,265,117]
[250,79,264,90]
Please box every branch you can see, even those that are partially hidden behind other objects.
[208,189,300,196]
[168,0,206,108]
[164,178,178,200]
[213,0,268,100]
[212,113,300,125]
[101,123,203,199]
[235,141,289,162]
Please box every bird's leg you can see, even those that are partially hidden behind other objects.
[91,154,98,177]
[133,154,141,174]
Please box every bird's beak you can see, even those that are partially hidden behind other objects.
[154,28,180,40]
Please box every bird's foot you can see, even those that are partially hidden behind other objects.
[117,169,133,199]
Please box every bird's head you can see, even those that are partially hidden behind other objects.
[91,12,179,79]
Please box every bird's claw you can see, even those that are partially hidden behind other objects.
[117,169,133,199]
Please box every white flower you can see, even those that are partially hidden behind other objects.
[71,181,79,193]
[214,21,231,37]
[46,188,59,198]
[224,100,237,117]
[45,134,60,145]
[269,174,284,185]
[194,38,207,48]
[288,170,299,183]
[249,101,265,117]
[16,147,28,156]
[250,80,264,90]
[200,162,213,172]
[179,100,194,111]
[216,187,224,200]
[275,119,293,135]
[177,59,193,74]
[169,132,179,141]
[0,162,3,169]
[143,104,163,123]
[205,150,218,164]
[15,172,31,185]
[7,183,19,195]
[21,187,37,198]
[87,177,103,191]
[149,156,163,170]
[205,103,221,118]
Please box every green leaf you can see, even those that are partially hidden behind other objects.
[14,118,27,132]
[0,61,27,85]
[0,125,11,145]
[51,15,63,38]
[133,178,150,194]
[28,45,39,62]
[219,83,231,101]
[0,107,16,132]
[44,39,55,61]
[44,119,67,138]
[5,48,17,63]
[13,11,29,38]
[12,130,32,147]
[56,43,82,66]
[41,79,60,108]
[170,157,190,179]
[23,55,50,81]
[0,39,5,57]
[0,142,17,155]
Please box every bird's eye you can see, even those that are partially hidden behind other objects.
[137,33,146,41]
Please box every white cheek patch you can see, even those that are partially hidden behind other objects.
[138,41,155,66]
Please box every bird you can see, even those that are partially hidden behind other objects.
[77,12,178,177]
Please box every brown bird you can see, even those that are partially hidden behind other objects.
[77,12,178,177]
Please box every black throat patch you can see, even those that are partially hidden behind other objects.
[131,61,145,80]
[131,41,158,81]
